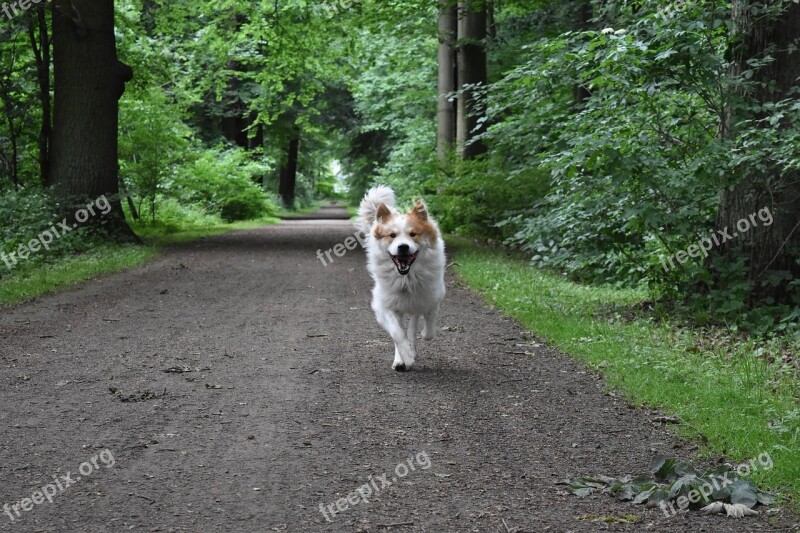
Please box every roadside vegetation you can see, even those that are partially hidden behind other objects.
[451,237,799,510]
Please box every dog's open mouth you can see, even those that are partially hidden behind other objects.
[389,251,418,276]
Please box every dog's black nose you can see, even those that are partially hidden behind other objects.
[397,244,410,256]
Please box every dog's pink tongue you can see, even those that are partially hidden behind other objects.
[390,253,415,273]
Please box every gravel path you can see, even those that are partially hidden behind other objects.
[0,206,793,532]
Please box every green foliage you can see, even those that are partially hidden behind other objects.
[0,188,104,277]
[432,156,550,238]
[340,1,438,203]
[119,87,193,220]
[172,148,277,221]
[128,197,223,233]
[483,2,732,286]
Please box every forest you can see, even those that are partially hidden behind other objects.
[1,0,799,335]
[1,1,799,528]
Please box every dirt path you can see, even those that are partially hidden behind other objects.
[0,207,792,532]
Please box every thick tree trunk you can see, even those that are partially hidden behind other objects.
[437,0,457,160]
[278,136,300,208]
[29,6,51,187]
[456,1,488,159]
[714,0,800,301]
[51,0,136,240]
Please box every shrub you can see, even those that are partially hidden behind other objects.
[0,187,101,277]
[172,147,278,220]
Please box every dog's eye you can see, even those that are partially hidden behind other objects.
[389,233,396,238]
[410,232,417,237]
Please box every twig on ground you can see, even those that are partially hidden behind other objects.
[131,493,155,504]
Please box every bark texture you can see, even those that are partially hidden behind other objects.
[715,0,800,296]
[456,1,488,159]
[51,0,135,239]
[437,0,458,160]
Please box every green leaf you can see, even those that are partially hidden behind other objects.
[730,480,758,508]
[650,455,676,480]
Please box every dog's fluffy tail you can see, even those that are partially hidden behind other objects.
[357,185,396,232]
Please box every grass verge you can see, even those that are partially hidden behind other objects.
[276,203,322,218]
[0,245,157,306]
[449,237,799,510]
[0,218,279,306]
[131,218,280,246]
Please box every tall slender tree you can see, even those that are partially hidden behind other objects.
[278,134,300,208]
[456,0,487,159]
[28,6,51,186]
[574,0,593,105]
[437,0,457,160]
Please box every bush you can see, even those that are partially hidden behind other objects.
[220,193,270,222]
[0,187,101,277]
[431,156,550,239]
[128,197,223,232]
[172,147,278,220]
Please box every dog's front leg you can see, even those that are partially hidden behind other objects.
[422,305,440,341]
[407,315,419,352]
[375,309,416,371]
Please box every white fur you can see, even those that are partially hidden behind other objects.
[358,186,446,371]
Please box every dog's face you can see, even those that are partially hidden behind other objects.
[372,200,438,276]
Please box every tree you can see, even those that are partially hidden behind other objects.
[51,0,134,238]
[437,0,457,160]
[28,6,51,186]
[714,0,800,302]
[456,0,488,159]
[573,0,592,105]
[278,134,300,208]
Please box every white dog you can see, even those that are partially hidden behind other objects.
[358,186,446,371]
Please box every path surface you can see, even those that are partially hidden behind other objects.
[0,206,793,532]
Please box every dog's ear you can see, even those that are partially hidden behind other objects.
[411,199,428,221]
[376,203,392,223]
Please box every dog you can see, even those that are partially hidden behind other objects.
[358,186,446,371]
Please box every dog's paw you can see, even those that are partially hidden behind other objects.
[422,329,436,341]
[392,362,407,372]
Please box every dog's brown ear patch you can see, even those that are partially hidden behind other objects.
[409,210,438,245]
[410,199,429,221]
[376,203,392,223]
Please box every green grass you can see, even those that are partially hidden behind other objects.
[131,217,280,246]
[0,244,158,305]
[0,218,279,306]
[276,202,322,217]
[449,237,800,509]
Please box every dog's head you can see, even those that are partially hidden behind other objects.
[372,199,437,276]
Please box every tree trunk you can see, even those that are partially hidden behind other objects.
[456,1,488,159]
[221,61,251,148]
[29,6,51,187]
[51,0,136,240]
[437,0,458,160]
[487,1,496,41]
[0,87,19,187]
[574,0,593,104]
[714,0,800,301]
[278,135,300,208]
